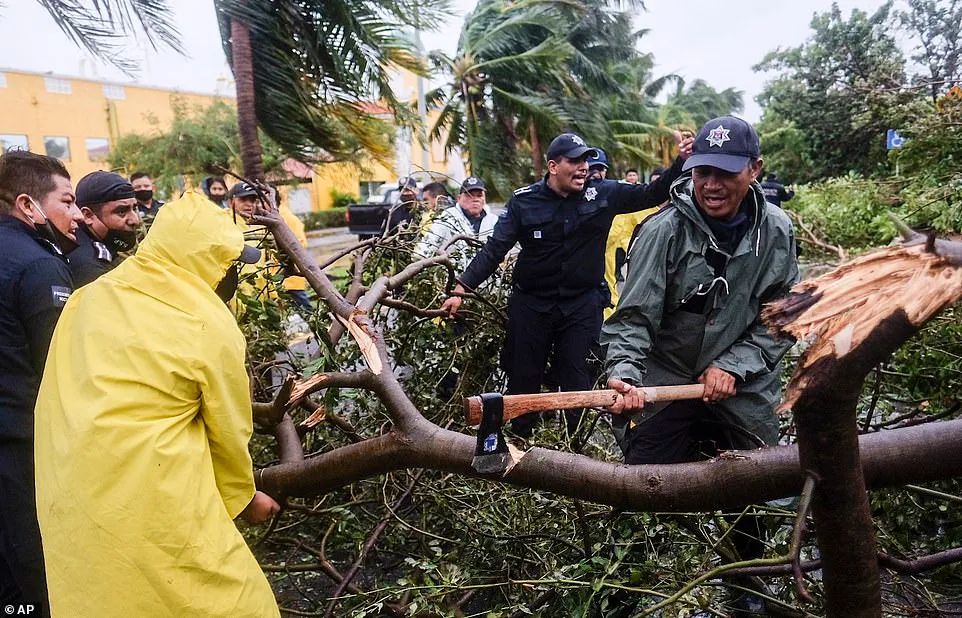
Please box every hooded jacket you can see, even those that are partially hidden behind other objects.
[414,203,499,270]
[34,192,279,617]
[601,178,799,445]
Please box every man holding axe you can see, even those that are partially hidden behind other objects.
[602,116,800,465]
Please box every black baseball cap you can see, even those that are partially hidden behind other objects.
[683,116,761,173]
[460,176,486,192]
[398,176,418,190]
[587,148,608,169]
[546,133,598,162]
[76,171,135,206]
[229,182,258,198]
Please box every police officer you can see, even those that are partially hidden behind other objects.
[604,116,799,464]
[587,149,608,181]
[441,132,692,437]
[760,172,795,207]
[71,171,141,287]
[0,150,82,617]
[130,171,165,223]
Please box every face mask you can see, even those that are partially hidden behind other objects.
[134,189,153,203]
[214,264,239,303]
[103,228,138,254]
[29,197,78,254]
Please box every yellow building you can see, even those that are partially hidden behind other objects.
[0,67,464,213]
[0,67,227,180]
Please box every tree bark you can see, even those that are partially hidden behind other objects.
[257,409,962,513]
[764,243,962,617]
[230,18,265,181]
[530,120,543,177]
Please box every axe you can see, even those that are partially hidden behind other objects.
[467,384,705,474]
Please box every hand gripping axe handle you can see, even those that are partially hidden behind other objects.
[464,384,706,427]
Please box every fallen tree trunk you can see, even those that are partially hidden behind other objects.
[257,412,962,512]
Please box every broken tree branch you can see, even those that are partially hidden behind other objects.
[764,234,962,617]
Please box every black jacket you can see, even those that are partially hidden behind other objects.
[69,224,118,287]
[136,198,165,219]
[460,157,684,299]
[760,180,794,207]
[0,215,74,444]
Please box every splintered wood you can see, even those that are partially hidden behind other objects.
[764,244,962,410]
[287,373,329,409]
[334,310,383,375]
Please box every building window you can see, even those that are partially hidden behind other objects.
[0,134,28,152]
[102,84,125,100]
[44,136,70,161]
[0,73,7,88]
[85,138,110,161]
[44,77,72,94]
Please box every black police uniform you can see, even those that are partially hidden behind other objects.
[69,224,119,287]
[0,215,73,615]
[760,178,794,207]
[458,156,685,435]
[136,198,165,228]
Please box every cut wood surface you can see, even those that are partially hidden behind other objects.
[464,384,705,426]
[764,244,962,412]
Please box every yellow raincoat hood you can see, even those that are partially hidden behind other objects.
[35,191,279,617]
[129,190,248,300]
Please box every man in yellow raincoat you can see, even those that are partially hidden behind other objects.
[34,192,281,617]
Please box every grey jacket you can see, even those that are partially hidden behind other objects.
[601,177,799,446]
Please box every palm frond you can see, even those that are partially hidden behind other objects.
[35,0,180,73]
[216,0,448,162]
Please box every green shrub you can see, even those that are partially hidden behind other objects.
[783,175,898,260]
[330,189,359,210]
[299,207,347,231]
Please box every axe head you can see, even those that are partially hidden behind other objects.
[471,392,512,475]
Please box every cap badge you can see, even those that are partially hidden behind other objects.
[706,125,731,148]
[570,135,586,146]
[466,177,477,184]
[585,187,597,202]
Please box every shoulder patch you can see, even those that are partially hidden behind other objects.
[51,285,72,307]
[513,185,536,196]
[93,241,112,262]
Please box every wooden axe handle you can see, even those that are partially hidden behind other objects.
[464,384,705,426]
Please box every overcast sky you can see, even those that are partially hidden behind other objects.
[1,0,894,120]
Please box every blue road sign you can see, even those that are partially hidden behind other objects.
[887,129,905,150]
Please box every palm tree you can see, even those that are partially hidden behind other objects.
[428,0,576,192]
[215,0,449,180]
[430,0,644,196]
[31,0,448,181]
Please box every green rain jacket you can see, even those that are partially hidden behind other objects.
[601,177,799,448]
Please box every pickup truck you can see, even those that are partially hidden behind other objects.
[346,186,404,238]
